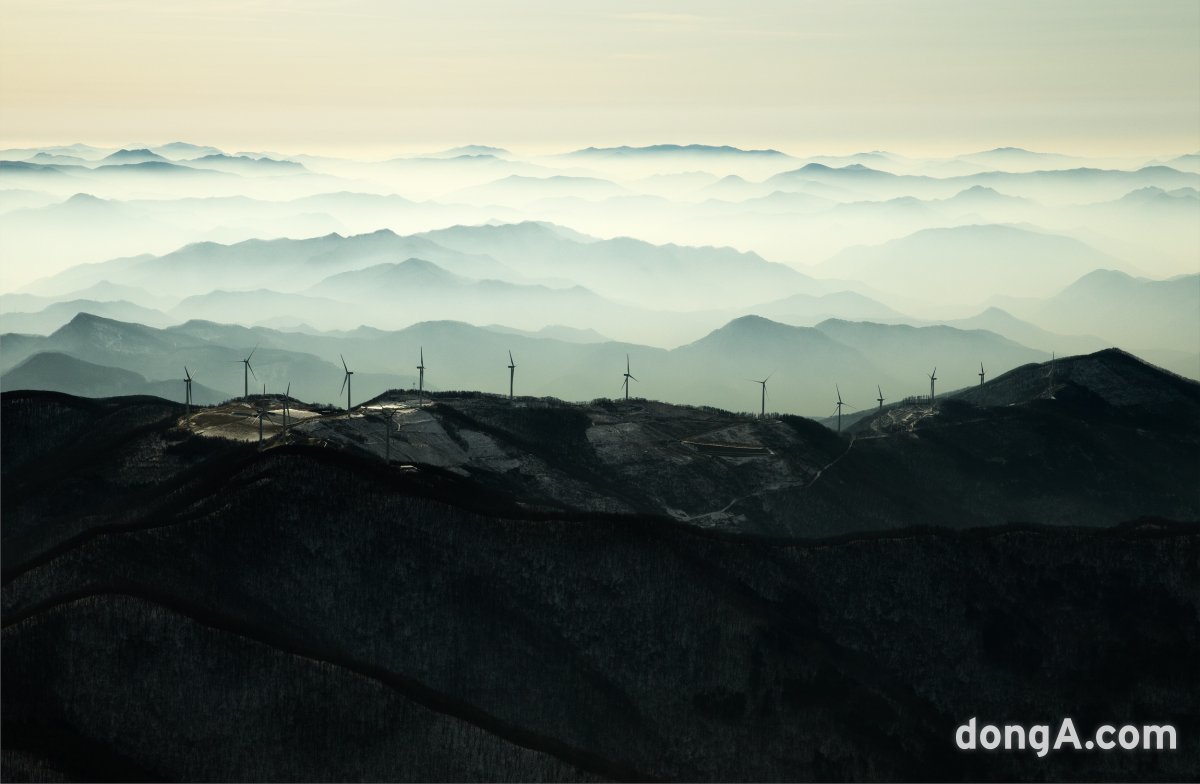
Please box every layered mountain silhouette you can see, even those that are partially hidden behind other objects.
[0,352,223,403]
[820,224,1121,304]
[185,153,307,174]
[1,312,1051,415]
[1033,270,1199,357]
[0,298,173,334]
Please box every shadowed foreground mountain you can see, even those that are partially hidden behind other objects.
[2,347,1198,781]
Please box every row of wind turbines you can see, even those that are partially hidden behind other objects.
[185,346,996,436]
[745,363,985,432]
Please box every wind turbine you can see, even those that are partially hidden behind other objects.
[507,350,516,401]
[240,346,257,400]
[836,384,845,433]
[340,355,354,413]
[254,404,274,447]
[979,362,986,386]
[876,385,884,411]
[928,367,938,404]
[417,347,426,404]
[283,382,291,428]
[183,366,193,417]
[751,374,771,417]
[621,354,638,401]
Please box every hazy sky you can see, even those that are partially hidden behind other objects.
[2,0,1198,157]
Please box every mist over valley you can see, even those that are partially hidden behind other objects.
[3,140,1198,782]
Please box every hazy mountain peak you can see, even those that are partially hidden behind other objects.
[358,227,398,239]
[310,257,466,294]
[60,311,111,329]
[775,162,894,180]
[102,148,167,163]
[186,152,307,172]
[708,314,800,338]
[438,145,511,157]
[1069,268,1138,286]
[154,141,224,156]
[957,185,1000,196]
[64,192,104,204]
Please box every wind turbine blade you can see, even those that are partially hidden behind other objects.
[420,347,424,365]
[247,345,257,362]
[285,382,290,397]
[184,366,191,380]
[508,350,514,365]
[765,372,774,383]
[340,374,348,395]
[248,363,256,381]
[341,354,349,373]
[628,375,638,382]
[626,354,630,373]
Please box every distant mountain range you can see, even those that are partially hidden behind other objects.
[565,144,791,158]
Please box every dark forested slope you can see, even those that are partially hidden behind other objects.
[2,389,1197,781]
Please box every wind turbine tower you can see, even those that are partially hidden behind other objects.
[240,346,257,400]
[340,355,354,414]
[752,374,771,417]
[183,366,193,417]
[622,354,638,401]
[836,385,845,433]
[507,350,516,401]
[417,347,426,404]
[283,382,291,428]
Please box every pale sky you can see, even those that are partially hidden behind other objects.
[2,0,1198,157]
